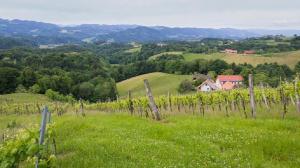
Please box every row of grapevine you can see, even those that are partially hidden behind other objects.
[0,102,72,116]
[84,81,300,119]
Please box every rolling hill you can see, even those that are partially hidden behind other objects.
[117,72,192,98]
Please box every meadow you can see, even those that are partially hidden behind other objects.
[117,72,191,98]
[146,50,300,68]
[1,112,300,168]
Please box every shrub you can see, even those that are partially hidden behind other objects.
[29,84,41,94]
[45,89,75,102]
[15,84,27,93]
[178,80,195,93]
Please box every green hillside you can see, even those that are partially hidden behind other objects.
[183,51,300,67]
[117,72,191,98]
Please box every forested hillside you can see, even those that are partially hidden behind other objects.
[1,35,300,101]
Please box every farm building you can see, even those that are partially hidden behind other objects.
[216,75,244,90]
[197,79,219,92]
[222,49,238,54]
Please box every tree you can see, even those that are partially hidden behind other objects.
[208,60,229,74]
[207,71,217,79]
[223,69,234,75]
[78,82,94,100]
[254,72,269,85]
[29,84,41,94]
[19,67,36,88]
[0,67,19,94]
[178,80,195,93]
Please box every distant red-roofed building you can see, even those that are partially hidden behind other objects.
[216,75,244,90]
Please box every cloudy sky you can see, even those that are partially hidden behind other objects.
[0,0,300,29]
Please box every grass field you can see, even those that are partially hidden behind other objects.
[1,113,300,167]
[0,93,50,104]
[117,72,191,98]
[183,51,300,67]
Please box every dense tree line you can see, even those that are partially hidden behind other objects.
[0,47,117,102]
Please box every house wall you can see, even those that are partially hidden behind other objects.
[200,84,212,92]
[216,79,222,89]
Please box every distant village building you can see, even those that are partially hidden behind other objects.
[157,43,167,47]
[216,75,244,90]
[222,49,238,54]
[243,50,256,54]
[197,79,219,92]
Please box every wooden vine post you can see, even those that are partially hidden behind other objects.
[144,79,161,121]
[248,74,256,119]
[280,87,288,119]
[168,91,172,112]
[128,90,134,115]
[295,76,300,113]
[35,106,49,168]
[260,82,269,109]
[79,98,85,117]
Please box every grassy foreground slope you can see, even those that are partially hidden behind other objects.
[2,114,300,167]
[117,72,191,98]
[183,51,300,67]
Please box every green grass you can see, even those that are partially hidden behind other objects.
[1,113,300,167]
[0,93,50,104]
[117,72,191,98]
[182,51,300,67]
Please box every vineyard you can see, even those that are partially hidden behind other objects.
[0,78,300,167]
[87,81,300,119]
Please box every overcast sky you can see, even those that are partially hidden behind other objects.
[0,0,300,29]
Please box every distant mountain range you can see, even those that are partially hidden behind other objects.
[1,18,300,45]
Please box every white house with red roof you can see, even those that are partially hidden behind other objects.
[197,79,219,92]
[216,75,244,90]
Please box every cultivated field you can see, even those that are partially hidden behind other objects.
[117,72,191,98]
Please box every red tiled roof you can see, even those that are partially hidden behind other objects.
[217,75,243,82]
[222,81,235,90]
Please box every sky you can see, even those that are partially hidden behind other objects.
[0,0,300,29]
